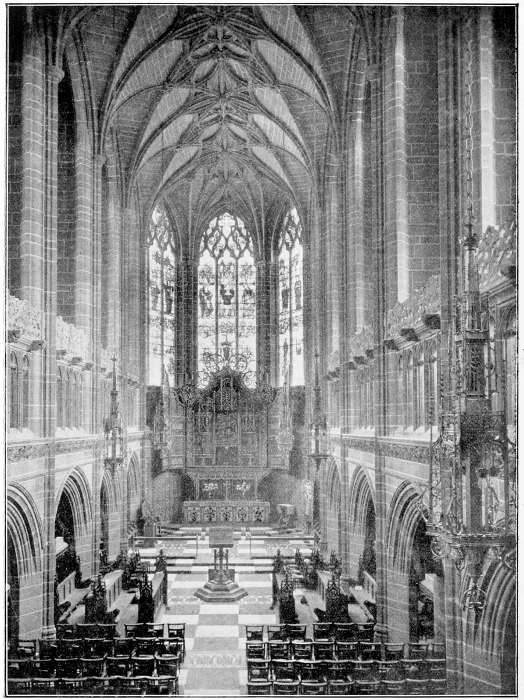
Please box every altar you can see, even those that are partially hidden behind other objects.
[183,499,270,524]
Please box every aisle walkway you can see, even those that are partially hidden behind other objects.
[157,543,277,695]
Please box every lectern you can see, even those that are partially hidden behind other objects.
[194,527,248,602]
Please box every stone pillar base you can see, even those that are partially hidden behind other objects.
[194,568,248,603]
[41,624,56,640]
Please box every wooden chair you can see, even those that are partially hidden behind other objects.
[430,642,446,659]
[406,678,429,694]
[31,678,58,695]
[247,659,271,682]
[167,623,186,658]
[325,660,350,683]
[295,660,326,683]
[30,658,55,677]
[58,677,87,695]
[429,678,447,695]
[16,639,37,657]
[291,640,313,660]
[154,675,179,695]
[113,637,136,655]
[407,642,429,659]
[85,637,113,657]
[83,676,108,695]
[7,678,32,695]
[377,660,404,680]
[335,640,358,660]
[131,654,155,676]
[125,623,148,638]
[246,625,265,641]
[81,656,105,676]
[268,640,290,660]
[7,658,32,678]
[327,680,353,694]
[402,659,429,679]
[271,659,296,682]
[299,680,328,694]
[313,623,333,641]
[38,639,58,659]
[313,640,335,661]
[146,622,165,637]
[382,679,407,694]
[428,658,446,678]
[384,642,405,660]
[96,622,117,639]
[273,679,300,694]
[267,624,286,641]
[135,636,157,655]
[359,641,382,660]
[55,656,81,678]
[355,678,381,694]
[106,655,132,677]
[333,623,357,642]
[356,622,375,642]
[156,654,180,677]
[286,624,307,641]
[246,641,267,660]
[76,623,98,638]
[247,680,273,694]
[119,676,147,695]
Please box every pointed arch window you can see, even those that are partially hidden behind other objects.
[197,212,256,385]
[57,368,63,429]
[22,356,29,429]
[9,353,19,429]
[147,206,176,386]
[278,208,304,386]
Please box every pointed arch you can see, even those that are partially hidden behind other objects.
[347,466,375,538]
[386,480,428,575]
[56,468,94,540]
[7,483,44,578]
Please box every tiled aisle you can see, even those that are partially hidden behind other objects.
[159,568,277,695]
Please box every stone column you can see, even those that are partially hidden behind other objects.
[368,59,389,643]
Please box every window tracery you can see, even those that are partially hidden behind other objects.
[147,206,176,386]
[278,208,304,386]
[197,213,256,385]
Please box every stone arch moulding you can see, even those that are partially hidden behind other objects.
[386,480,428,575]
[7,483,44,578]
[347,465,375,539]
[55,467,93,540]
[475,558,516,658]
[325,457,342,509]
[100,468,118,514]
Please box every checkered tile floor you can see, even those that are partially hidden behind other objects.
[159,572,276,695]
[155,529,313,695]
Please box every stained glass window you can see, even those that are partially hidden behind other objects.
[148,206,176,386]
[278,208,304,386]
[198,213,256,385]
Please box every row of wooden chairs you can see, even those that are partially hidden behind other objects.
[247,678,447,695]
[247,658,446,683]
[9,636,183,662]
[56,623,118,639]
[247,639,445,662]
[124,623,184,640]
[246,623,375,643]
[9,652,180,679]
[8,674,179,696]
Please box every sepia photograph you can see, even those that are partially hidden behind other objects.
[5,3,517,696]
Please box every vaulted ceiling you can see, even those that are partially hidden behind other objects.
[65,5,363,246]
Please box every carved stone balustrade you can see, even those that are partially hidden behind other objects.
[385,274,441,347]
[346,324,375,369]
[56,316,90,363]
[8,294,43,348]
[476,221,516,292]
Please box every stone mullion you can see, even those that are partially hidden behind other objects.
[268,258,279,387]
[255,258,270,381]
[368,60,389,642]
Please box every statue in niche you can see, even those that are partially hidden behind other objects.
[242,286,254,304]
[199,287,213,317]
[294,278,302,310]
[164,285,174,314]
[220,284,235,305]
[281,286,289,310]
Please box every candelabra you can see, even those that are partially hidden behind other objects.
[103,354,127,473]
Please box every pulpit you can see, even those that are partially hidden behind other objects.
[194,527,247,602]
